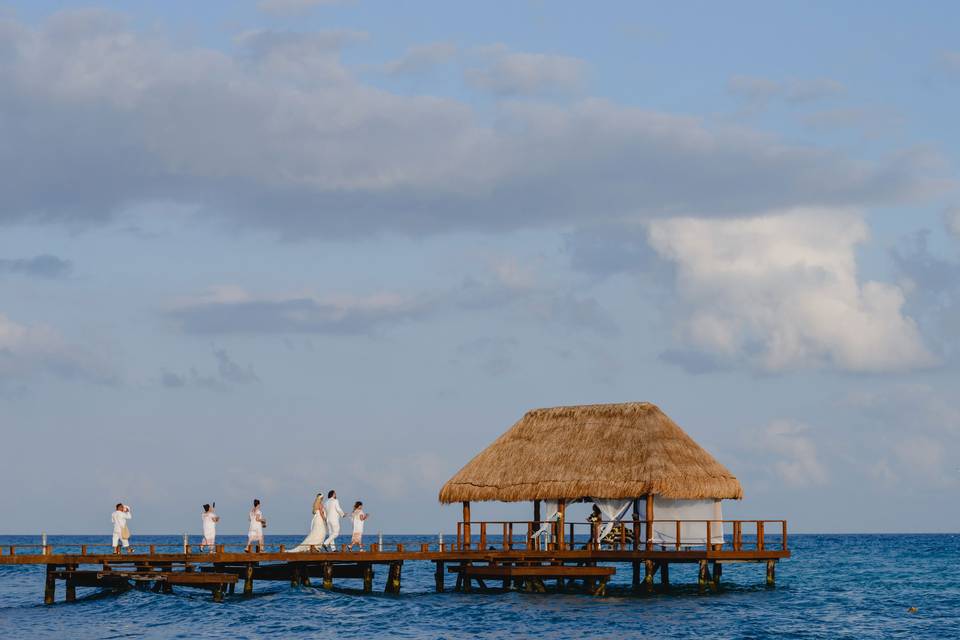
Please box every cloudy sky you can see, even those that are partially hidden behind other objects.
[2,0,959,535]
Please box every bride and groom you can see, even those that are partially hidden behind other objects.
[289,489,346,552]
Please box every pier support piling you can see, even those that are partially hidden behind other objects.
[323,563,334,590]
[363,564,374,593]
[44,564,56,605]
[766,560,776,587]
[243,563,254,596]
[660,562,670,590]
[434,561,444,593]
[385,562,402,593]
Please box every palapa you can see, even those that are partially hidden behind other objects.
[439,402,742,503]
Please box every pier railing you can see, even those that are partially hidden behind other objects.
[454,520,787,553]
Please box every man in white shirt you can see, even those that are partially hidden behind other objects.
[323,490,345,551]
[200,503,220,552]
[111,503,132,553]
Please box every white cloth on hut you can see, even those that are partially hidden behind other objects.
[649,498,724,546]
[530,500,559,543]
[593,499,633,540]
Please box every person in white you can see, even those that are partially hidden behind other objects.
[349,501,368,551]
[200,503,220,553]
[111,503,132,553]
[245,499,266,553]
[322,490,345,551]
[289,492,327,553]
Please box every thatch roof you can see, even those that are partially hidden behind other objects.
[439,402,742,503]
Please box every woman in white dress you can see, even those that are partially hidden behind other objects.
[288,492,327,552]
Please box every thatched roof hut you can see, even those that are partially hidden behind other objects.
[439,402,742,503]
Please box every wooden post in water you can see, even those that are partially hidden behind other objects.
[65,565,76,602]
[712,562,722,589]
[698,560,708,591]
[643,560,655,593]
[44,564,56,605]
[323,563,334,590]
[660,562,670,590]
[363,564,374,593]
[462,502,471,550]
[243,563,254,596]
[434,561,444,592]
[766,560,776,587]
[290,564,301,588]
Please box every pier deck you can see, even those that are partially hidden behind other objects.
[0,519,789,603]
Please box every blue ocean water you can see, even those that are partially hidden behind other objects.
[0,534,957,639]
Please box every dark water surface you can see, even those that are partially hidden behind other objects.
[0,534,957,638]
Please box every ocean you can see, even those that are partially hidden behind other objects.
[0,534,957,638]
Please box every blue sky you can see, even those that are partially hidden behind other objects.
[1,0,959,535]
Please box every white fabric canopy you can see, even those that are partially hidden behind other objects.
[530,500,559,543]
[593,499,633,540]
[648,498,724,546]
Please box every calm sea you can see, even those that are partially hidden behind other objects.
[0,534,957,639]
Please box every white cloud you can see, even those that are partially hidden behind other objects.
[749,420,827,488]
[648,209,936,372]
[465,45,586,96]
[0,12,948,238]
[257,0,350,16]
[945,207,960,239]
[0,312,114,385]
[728,75,846,106]
[382,42,457,75]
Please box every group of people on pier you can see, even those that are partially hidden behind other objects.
[110,490,369,554]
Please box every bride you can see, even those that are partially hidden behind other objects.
[288,492,327,552]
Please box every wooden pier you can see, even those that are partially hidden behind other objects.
[0,518,788,603]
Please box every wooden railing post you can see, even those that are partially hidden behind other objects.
[479,522,487,550]
[508,522,514,550]
[782,521,788,550]
[527,522,534,550]
[462,502,471,550]
[757,521,765,551]
[706,520,711,550]
[502,523,508,550]
[675,521,681,550]
[457,522,462,550]
[733,521,741,551]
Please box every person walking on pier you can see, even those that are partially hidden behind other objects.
[200,503,220,552]
[245,499,266,553]
[349,501,367,551]
[111,503,132,553]
[323,490,345,550]
[289,492,327,552]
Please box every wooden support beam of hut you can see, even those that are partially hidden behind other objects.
[462,502,471,550]
[557,499,566,550]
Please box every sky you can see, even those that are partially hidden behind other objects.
[1,0,960,536]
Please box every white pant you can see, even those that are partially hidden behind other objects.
[323,523,340,549]
[112,533,129,548]
[247,530,264,548]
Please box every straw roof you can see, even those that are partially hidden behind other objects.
[439,402,742,503]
